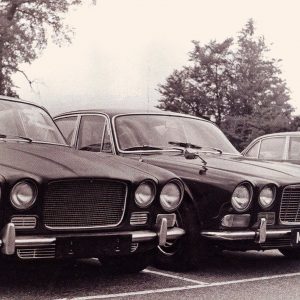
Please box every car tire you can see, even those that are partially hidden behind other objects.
[99,250,154,274]
[279,248,300,259]
[153,201,212,271]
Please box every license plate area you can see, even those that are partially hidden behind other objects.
[56,235,132,258]
[291,229,300,247]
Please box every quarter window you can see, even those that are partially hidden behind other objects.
[288,137,300,160]
[259,138,285,160]
[245,141,260,158]
[55,116,77,145]
[77,115,110,152]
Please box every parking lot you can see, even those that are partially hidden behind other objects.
[1,250,300,299]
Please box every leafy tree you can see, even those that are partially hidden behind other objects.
[157,19,294,150]
[223,19,293,149]
[0,0,85,96]
[158,39,234,126]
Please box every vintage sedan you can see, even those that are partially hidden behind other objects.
[55,109,300,270]
[0,97,185,273]
[242,132,300,165]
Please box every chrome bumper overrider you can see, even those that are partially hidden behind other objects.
[0,221,185,256]
[201,218,292,244]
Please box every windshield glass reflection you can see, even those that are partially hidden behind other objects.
[0,100,66,145]
[115,114,239,154]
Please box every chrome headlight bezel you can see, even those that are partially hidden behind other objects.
[258,185,276,209]
[10,180,38,210]
[231,183,253,212]
[160,179,184,212]
[134,180,156,208]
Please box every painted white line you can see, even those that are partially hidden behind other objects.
[143,269,208,285]
[54,271,300,300]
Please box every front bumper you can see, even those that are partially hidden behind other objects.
[201,218,292,245]
[0,220,185,257]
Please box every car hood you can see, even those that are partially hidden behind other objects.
[0,142,159,182]
[140,152,300,184]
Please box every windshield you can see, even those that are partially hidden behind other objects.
[114,114,239,154]
[0,100,66,145]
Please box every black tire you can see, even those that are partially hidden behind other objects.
[279,248,300,259]
[99,251,153,274]
[153,201,212,271]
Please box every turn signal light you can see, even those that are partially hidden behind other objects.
[222,214,250,228]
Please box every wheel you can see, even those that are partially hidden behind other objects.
[99,251,154,274]
[279,248,300,259]
[153,201,212,271]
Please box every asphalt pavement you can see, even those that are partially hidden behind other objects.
[1,250,300,299]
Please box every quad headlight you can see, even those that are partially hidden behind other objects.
[135,181,156,208]
[258,185,276,209]
[231,183,253,212]
[10,180,37,210]
[160,180,183,212]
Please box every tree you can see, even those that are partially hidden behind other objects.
[223,19,293,149]
[157,38,234,126]
[0,0,85,96]
[157,19,294,150]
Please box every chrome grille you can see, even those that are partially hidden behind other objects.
[11,216,37,229]
[130,212,148,225]
[17,246,55,259]
[280,185,300,224]
[43,180,127,230]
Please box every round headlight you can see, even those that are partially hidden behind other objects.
[259,186,276,208]
[160,181,183,212]
[231,183,253,212]
[135,181,156,208]
[10,181,37,210]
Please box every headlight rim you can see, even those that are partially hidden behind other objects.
[258,184,277,209]
[160,179,184,212]
[231,182,253,213]
[134,180,157,208]
[10,179,38,210]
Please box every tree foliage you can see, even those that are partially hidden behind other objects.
[0,0,84,96]
[157,19,294,150]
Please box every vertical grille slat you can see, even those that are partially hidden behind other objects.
[280,185,300,224]
[43,180,127,230]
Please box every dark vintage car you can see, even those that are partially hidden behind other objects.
[55,109,300,270]
[242,132,300,165]
[0,97,186,273]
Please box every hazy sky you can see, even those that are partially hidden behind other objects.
[14,0,300,116]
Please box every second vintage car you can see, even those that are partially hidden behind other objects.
[0,97,185,273]
[242,132,300,165]
[55,109,300,270]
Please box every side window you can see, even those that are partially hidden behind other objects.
[288,137,300,160]
[55,116,77,145]
[244,141,260,158]
[259,138,285,160]
[77,115,108,152]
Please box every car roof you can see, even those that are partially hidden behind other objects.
[55,108,210,122]
[0,95,48,112]
[254,132,300,139]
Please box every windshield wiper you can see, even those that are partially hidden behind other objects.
[123,145,165,151]
[168,141,223,154]
[0,134,32,143]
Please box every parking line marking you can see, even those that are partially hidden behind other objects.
[143,269,208,284]
[54,271,300,300]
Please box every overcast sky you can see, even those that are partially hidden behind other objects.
[13,0,300,116]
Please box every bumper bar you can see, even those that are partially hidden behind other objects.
[0,222,185,255]
[201,218,291,243]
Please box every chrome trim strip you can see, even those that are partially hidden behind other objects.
[43,179,128,230]
[201,229,291,241]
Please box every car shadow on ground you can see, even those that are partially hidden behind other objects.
[0,250,299,298]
